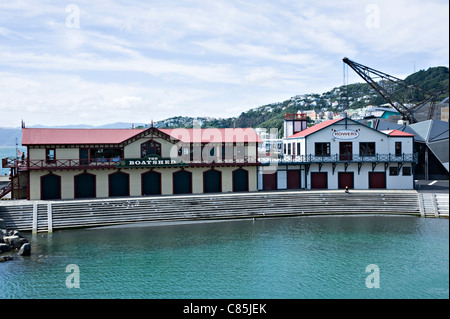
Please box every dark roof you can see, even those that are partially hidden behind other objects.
[374,120,406,132]
[408,120,449,172]
[408,120,449,143]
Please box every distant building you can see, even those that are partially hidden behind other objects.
[406,120,449,180]
[371,119,449,180]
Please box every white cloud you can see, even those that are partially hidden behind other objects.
[0,72,241,127]
[0,0,447,127]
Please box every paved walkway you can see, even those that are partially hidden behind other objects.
[415,180,449,193]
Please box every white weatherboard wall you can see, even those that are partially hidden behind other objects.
[386,166,414,189]
[281,119,415,190]
[304,122,388,155]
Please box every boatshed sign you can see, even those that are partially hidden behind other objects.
[332,129,360,140]
[116,155,188,168]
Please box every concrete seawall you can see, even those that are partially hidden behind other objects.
[0,190,447,233]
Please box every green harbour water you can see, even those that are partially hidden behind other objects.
[0,215,448,299]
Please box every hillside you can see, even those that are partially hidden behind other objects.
[1,66,448,146]
[0,128,22,147]
[153,66,449,131]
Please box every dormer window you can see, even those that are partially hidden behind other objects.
[141,140,161,158]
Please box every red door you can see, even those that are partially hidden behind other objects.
[263,172,277,190]
[311,172,328,189]
[369,172,386,189]
[338,172,354,189]
[287,170,301,189]
[339,142,353,161]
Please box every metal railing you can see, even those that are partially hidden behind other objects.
[259,153,418,164]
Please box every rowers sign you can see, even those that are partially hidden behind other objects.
[332,129,360,140]
[116,155,188,168]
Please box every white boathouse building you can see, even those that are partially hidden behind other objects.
[258,115,416,190]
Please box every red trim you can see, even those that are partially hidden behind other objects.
[40,172,61,200]
[141,170,162,195]
[108,171,130,197]
[232,168,249,192]
[285,113,307,120]
[140,139,162,157]
[45,147,56,164]
[339,142,353,161]
[27,146,30,200]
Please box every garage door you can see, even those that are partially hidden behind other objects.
[173,170,192,194]
[41,173,61,200]
[263,172,277,190]
[109,172,130,197]
[75,173,96,199]
[369,172,386,189]
[142,171,161,195]
[311,172,327,189]
[338,172,354,189]
[233,169,248,192]
[203,169,221,193]
[287,170,301,189]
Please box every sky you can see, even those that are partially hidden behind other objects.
[0,0,448,128]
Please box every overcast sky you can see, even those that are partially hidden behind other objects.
[0,0,448,128]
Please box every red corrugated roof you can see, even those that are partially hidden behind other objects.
[381,129,415,137]
[160,128,262,143]
[22,127,262,145]
[286,118,343,138]
[21,128,145,145]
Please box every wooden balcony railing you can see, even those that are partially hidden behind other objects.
[2,156,260,171]
[3,153,417,171]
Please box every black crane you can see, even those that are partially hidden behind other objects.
[342,57,443,124]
